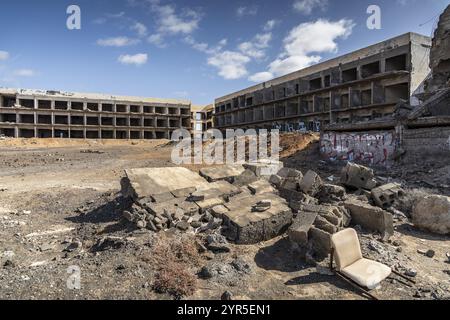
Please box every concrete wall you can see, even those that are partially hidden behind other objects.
[320,130,398,166]
[402,126,450,161]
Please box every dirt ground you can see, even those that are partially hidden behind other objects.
[0,136,449,300]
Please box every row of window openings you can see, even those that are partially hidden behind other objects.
[217,55,408,112]
[0,115,185,127]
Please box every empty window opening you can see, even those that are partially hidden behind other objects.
[55,115,69,125]
[70,130,84,139]
[20,114,34,124]
[101,130,114,139]
[116,131,127,139]
[86,131,99,139]
[116,118,127,126]
[0,114,17,123]
[341,94,350,109]
[101,117,114,126]
[71,116,84,125]
[54,129,69,138]
[102,104,113,112]
[324,75,331,88]
[155,107,166,114]
[55,101,68,110]
[38,100,52,109]
[87,103,99,111]
[361,90,372,106]
[385,83,409,103]
[324,98,331,111]
[20,99,34,108]
[295,84,300,94]
[309,78,322,91]
[130,118,141,127]
[385,54,407,72]
[361,61,380,78]
[182,118,190,127]
[130,105,141,113]
[168,108,179,115]
[0,128,15,137]
[71,102,84,110]
[342,68,358,83]
[130,131,140,139]
[157,119,168,128]
[116,104,127,113]
[169,119,179,127]
[143,106,153,114]
[38,115,52,124]
[180,108,190,116]
[3,96,16,108]
[38,129,52,138]
[156,131,166,139]
[19,129,35,138]
[246,97,253,107]
[87,117,99,126]
[144,131,154,140]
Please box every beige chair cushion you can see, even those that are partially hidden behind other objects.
[341,258,392,290]
[331,228,363,271]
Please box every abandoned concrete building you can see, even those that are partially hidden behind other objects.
[0,88,191,139]
[191,104,214,136]
[214,32,431,132]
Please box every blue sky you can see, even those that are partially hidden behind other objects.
[0,0,449,105]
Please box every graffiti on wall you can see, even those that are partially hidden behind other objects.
[320,131,398,166]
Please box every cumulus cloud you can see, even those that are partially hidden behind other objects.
[118,53,148,66]
[131,22,148,37]
[264,20,278,32]
[238,33,272,59]
[293,0,328,15]
[207,51,251,80]
[249,19,354,82]
[13,69,36,77]
[147,34,166,48]
[97,37,140,47]
[0,51,9,61]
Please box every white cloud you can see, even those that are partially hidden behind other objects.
[97,37,140,47]
[131,22,148,37]
[236,6,258,18]
[293,0,328,15]
[151,1,202,35]
[147,34,166,48]
[264,20,278,32]
[0,51,9,61]
[248,72,273,82]
[13,69,36,77]
[184,36,227,55]
[238,33,272,59]
[207,51,250,80]
[118,53,148,66]
[249,19,354,81]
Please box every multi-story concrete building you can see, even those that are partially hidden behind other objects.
[0,88,191,139]
[214,33,431,132]
[191,104,214,135]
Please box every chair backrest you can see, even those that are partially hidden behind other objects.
[331,228,363,271]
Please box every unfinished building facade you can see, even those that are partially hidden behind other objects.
[191,104,214,136]
[0,89,191,139]
[214,33,431,132]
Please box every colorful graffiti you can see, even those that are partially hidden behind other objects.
[320,131,398,166]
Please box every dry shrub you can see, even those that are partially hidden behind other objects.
[150,234,201,298]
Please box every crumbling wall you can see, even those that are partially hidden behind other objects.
[320,131,398,166]
[402,126,450,161]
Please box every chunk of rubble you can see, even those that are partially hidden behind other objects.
[222,193,293,244]
[299,170,323,196]
[199,165,245,182]
[232,169,258,187]
[412,195,450,235]
[210,205,229,218]
[340,162,377,190]
[317,184,347,203]
[243,160,284,177]
[252,200,272,212]
[344,198,394,239]
[288,211,318,245]
[122,167,209,200]
[371,183,405,209]
[247,180,275,195]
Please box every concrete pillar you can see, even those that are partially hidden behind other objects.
[34,98,38,109]
[14,126,18,138]
[51,100,55,110]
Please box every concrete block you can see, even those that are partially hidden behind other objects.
[371,183,405,209]
[299,170,323,196]
[309,227,332,259]
[288,211,318,244]
[412,195,450,235]
[277,168,303,180]
[199,165,245,182]
[247,180,275,195]
[340,163,377,190]
[244,160,284,177]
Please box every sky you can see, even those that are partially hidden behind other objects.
[0,0,449,105]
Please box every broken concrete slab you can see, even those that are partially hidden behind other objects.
[210,205,229,218]
[171,187,196,198]
[232,169,258,187]
[317,184,347,203]
[309,227,332,259]
[247,180,275,195]
[151,192,175,203]
[277,168,303,180]
[344,199,394,239]
[412,195,450,235]
[223,193,293,244]
[288,211,318,245]
[299,170,323,196]
[122,167,209,199]
[269,174,283,188]
[199,165,245,182]
[340,163,377,190]
[371,183,405,209]
[243,160,284,177]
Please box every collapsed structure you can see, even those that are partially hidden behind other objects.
[0,88,191,139]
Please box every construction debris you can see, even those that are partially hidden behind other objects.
[371,183,405,209]
[412,195,450,235]
[340,162,377,190]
